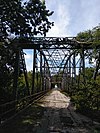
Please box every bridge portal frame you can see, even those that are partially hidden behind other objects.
[12,37,100,100]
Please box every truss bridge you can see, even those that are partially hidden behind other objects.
[12,36,99,91]
[0,36,100,128]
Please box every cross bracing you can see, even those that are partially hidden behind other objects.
[12,36,100,95]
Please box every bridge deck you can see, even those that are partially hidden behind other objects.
[0,90,99,133]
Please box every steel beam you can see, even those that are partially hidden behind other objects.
[13,48,20,100]
[32,49,36,94]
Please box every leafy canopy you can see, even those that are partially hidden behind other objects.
[0,0,54,40]
[0,0,54,103]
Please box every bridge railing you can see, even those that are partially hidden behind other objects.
[0,90,48,125]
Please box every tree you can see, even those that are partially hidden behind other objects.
[70,26,100,116]
[0,0,54,103]
[76,24,100,79]
[0,0,54,39]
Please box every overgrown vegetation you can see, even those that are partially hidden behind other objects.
[68,26,100,122]
[0,0,53,104]
[0,0,100,123]
[71,68,100,109]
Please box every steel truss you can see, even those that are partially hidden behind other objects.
[13,37,100,98]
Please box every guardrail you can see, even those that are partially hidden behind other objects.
[0,90,48,125]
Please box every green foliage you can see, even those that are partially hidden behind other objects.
[76,30,92,42]
[0,0,54,103]
[0,42,14,103]
[17,71,42,98]
[76,25,100,43]
[71,68,100,112]
[73,25,100,114]
[0,0,54,38]
[76,25,100,63]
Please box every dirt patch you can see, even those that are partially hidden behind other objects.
[37,89,100,133]
[1,89,100,133]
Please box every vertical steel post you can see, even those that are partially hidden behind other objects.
[42,63,44,91]
[73,53,76,84]
[68,57,71,92]
[44,59,46,90]
[82,47,85,83]
[36,54,39,92]
[40,52,43,91]
[66,64,69,92]
[71,55,74,86]
[13,48,20,100]
[65,68,67,91]
[20,50,30,95]
[78,53,81,90]
[32,49,36,94]
[93,51,100,80]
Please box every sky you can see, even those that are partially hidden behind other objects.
[25,0,100,71]
[45,0,100,37]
